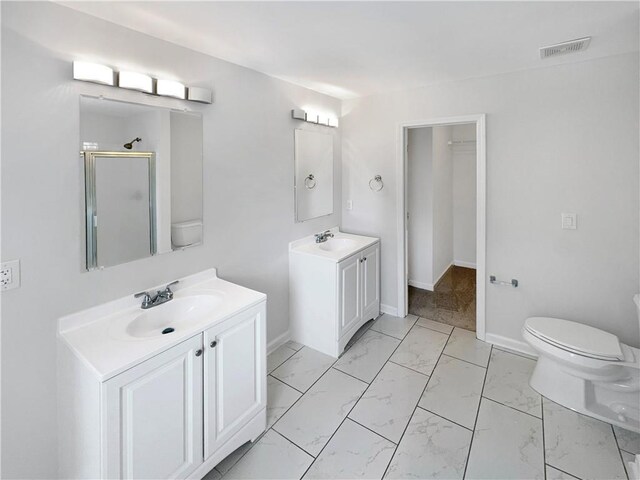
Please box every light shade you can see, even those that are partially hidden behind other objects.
[188,87,213,104]
[118,71,153,93]
[318,114,330,126]
[73,61,114,86]
[328,117,339,128]
[292,109,306,120]
[157,79,186,99]
[306,112,318,123]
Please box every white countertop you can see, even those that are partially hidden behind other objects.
[289,227,379,262]
[58,269,266,381]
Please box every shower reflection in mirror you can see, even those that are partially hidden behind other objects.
[80,96,203,270]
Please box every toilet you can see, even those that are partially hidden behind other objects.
[523,295,640,433]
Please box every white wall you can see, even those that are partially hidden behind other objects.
[452,123,477,267]
[342,53,639,350]
[432,126,454,282]
[0,3,341,477]
[407,128,434,288]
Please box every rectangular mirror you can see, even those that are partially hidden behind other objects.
[294,129,333,222]
[80,96,203,270]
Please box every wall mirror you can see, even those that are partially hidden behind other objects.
[294,129,333,222]
[80,96,203,270]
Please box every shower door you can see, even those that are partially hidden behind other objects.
[84,151,156,270]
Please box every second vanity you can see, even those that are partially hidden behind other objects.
[57,269,266,480]
[289,228,380,357]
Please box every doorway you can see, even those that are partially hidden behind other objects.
[396,115,486,339]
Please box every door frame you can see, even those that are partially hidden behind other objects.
[396,114,487,340]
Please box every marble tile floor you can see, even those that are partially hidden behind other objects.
[205,315,639,480]
[408,266,476,331]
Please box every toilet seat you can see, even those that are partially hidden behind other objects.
[525,317,624,361]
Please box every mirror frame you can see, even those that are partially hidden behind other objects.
[83,150,157,270]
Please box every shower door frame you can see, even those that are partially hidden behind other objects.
[396,114,487,340]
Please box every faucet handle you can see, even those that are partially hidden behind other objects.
[159,280,179,299]
[134,291,153,308]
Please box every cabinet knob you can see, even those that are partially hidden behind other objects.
[210,340,217,348]
[363,257,367,261]
[195,349,203,357]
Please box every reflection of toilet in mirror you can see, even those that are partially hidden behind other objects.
[171,220,203,248]
[523,295,640,433]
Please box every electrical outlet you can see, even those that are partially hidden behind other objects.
[347,199,353,211]
[1,259,20,291]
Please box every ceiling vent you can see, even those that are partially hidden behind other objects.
[539,37,591,59]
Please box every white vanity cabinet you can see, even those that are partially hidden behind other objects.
[203,305,265,459]
[290,230,380,357]
[103,335,204,480]
[58,269,267,480]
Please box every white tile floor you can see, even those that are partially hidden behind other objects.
[206,314,640,480]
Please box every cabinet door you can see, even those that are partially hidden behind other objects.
[362,243,380,319]
[103,335,203,480]
[204,303,266,459]
[338,252,362,338]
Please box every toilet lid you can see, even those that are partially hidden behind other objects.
[525,317,624,361]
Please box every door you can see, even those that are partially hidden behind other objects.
[204,303,266,459]
[338,252,362,338]
[103,335,203,479]
[362,243,380,319]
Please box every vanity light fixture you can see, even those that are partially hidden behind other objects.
[157,79,186,99]
[291,109,339,128]
[188,87,213,104]
[118,71,153,93]
[73,61,114,86]
[72,60,212,104]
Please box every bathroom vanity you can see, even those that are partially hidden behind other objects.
[289,228,380,357]
[57,269,266,479]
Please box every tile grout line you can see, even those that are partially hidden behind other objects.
[330,365,372,385]
[611,424,632,480]
[481,396,544,421]
[543,464,582,480]
[347,416,399,446]
[462,344,492,479]
[296,380,373,479]
[268,373,305,395]
[380,323,453,479]
[267,346,299,376]
[541,393,547,480]
[416,405,474,432]
[387,360,433,378]
[228,343,352,477]
[439,352,488,370]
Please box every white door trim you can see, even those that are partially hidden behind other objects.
[396,114,487,340]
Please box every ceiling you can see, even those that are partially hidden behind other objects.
[59,1,639,100]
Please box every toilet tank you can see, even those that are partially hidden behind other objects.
[171,220,202,247]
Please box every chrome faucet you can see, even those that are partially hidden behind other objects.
[134,280,179,309]
[315,230,335,243]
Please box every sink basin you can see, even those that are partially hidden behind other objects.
[125,295,221,338]
[318,238,359,252]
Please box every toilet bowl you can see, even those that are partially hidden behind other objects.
[523,295,640,433]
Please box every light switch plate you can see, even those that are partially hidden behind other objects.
[561,213,577,230]
[1,259,20,291]
[346,199,353,211]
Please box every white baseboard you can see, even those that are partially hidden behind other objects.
[408,279,434,291]
[267,330,291,355]
[484,333,537,358]
[454,260,477,269]
[433,263,452,288]
[380,304,398,316]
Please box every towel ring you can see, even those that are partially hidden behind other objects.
[369,175,384,192]
[304,174,317,189]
